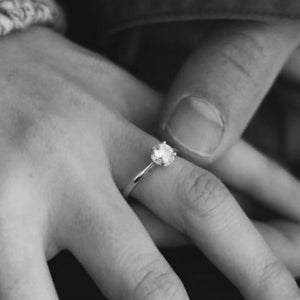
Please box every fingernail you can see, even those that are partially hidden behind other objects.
[165,96,224,157]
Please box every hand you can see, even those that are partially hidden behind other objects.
[160,20,300,162]
[0,27,298,300]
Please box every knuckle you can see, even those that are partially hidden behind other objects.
[133,260,184,300]
[178,166,230,218]
[16,113,63,158]
[249,258,300,299]
[217,28,267,81]
[1,99,61,156]
[257,259,287,290]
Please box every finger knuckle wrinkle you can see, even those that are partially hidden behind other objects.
[258,259,286,289]
[179,167,228,217]
[249,258,300,299]
[133,260,182,300]
[218,30,266,80]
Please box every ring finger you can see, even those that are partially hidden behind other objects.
[61,178,189,300]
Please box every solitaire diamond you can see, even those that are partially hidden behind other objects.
[150,142,176,166]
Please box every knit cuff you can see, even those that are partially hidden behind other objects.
[0,0,65,36]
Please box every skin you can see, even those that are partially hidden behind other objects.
[0,25,299,300]
[161,20,300,165]
[125,74,300,277]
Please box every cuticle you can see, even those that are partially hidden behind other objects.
[164,125,215,158]
[179,94,225,128]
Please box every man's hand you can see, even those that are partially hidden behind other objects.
[160,20,300,164]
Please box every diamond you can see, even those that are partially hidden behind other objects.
[150,141,176,166]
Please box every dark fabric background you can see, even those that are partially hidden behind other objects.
[51,1,300,299]
[93,0,300,36]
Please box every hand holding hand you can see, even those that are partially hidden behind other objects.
[0,26,298,300]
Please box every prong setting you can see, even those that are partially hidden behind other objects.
[150,141,177,166]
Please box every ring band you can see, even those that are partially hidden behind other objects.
[122,141,177,199]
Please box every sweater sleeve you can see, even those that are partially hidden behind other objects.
[0,0,65,36]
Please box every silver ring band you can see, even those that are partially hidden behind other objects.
[122,161,156,199]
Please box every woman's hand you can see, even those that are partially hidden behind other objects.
[0,26,298,300]
[114,19,300,281]
[0,27,191,300]
[155,20,300,228]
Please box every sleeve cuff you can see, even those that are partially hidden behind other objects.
[0,0,65,36]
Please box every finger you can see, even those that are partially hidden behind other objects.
[254,220,300,277]
[210,139,300,222]
[0,242,58,300]
[114,126,300,300]
[0,167,59,300]
[160,20,300,164]
[63,182,189,300]
[133,203,300,278]
[136,159,300,300]
[132,203,190,247]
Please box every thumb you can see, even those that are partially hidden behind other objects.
[160,20,300,164]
